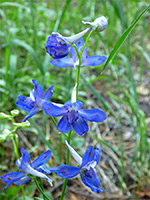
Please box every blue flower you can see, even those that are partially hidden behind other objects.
[50,38,107,68]
[16,79,54,122]
[42,99,106,136]
[48,141,103,194]
[0,148,52,189]
[45,32,71,59]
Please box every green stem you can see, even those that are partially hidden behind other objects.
[11,117,26,200]
[34,177,51,200]
[75,29,95,99]
[60,130,72,200]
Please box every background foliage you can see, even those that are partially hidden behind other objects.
[0,0,150,199]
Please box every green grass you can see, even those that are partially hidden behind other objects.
[0,0,150,199]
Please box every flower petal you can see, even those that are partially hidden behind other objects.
[81,146,96,168]
[43,85,54,100]
[32,79,44,99]
[21,163,53,186]
[0,172,24,189]
[73,101,83,110]
[81,55,107,67]
[48,165,80,178]
[94,147,101,165]
[72,116,88,136]
[42,101,66,117]
[16,95,35,112]
[79,108,106,122]
[80,168,103,193]
[37,164,51,174]
[21,148,31,163]
[22,106,41,122]
[65,141,82,165]
[50,57,74,68]
[31,150,51,169]
[14,175,31,185]
[74,38,85,50]
[57,115,71,133]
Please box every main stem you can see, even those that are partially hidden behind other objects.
[60,130,72,200]
[60,29,95,200]
[76,29,95,99]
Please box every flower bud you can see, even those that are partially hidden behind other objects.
[82,16,108,32]
[11,109,19,117]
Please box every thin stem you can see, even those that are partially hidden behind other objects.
[75,29,95,99]
[60,130,72,200]
[50,116,57,126]
[34,177,51,200]
[11,117,26,199]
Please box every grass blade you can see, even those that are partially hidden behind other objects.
[100,5,150,73]
[1,39,44,75]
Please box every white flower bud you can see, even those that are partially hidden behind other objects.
[82,16,108,32]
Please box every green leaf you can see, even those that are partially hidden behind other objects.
[100,5,150,73]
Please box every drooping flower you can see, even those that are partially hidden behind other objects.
[42,84,106,136]
[16,79,54,122]
[46,16,108,60]
[50,38,107,68]
[48,141,103,194]
[0,148,52,189]
[45,32,71,59]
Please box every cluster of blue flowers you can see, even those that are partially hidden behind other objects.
[1,142,103,193]
[1,16,108,195]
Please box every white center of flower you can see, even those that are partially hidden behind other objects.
[83,160,97,170]
[30,90,35,102]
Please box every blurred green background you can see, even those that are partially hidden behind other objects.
[0,0,150,199]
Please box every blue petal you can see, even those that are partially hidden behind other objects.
[0,172,24,189]
[72,116,88,136]
[43,85,54,100]
[64,100,72,110]
[22,106,41,122]
[31,150,51,169]
[70,38,85,62]
[36,164,51,174]
[16,95,35,112]
[21,148,30,163]
[80,168,103,193]
[57,115,71,133]
[74,38,85,50]
[79,108,106,122]
[81,55,107,67]
[48,165,80,178]
[51,46,70,59]
[32,79,44,99]
[70,46,77,61]
[50,57,74,68]
[14,175,31,185]
[94,147,101,165]
[73,101,83,110]
[81,146,95,168]
[81,47,88,61]
[42,101,66,117]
